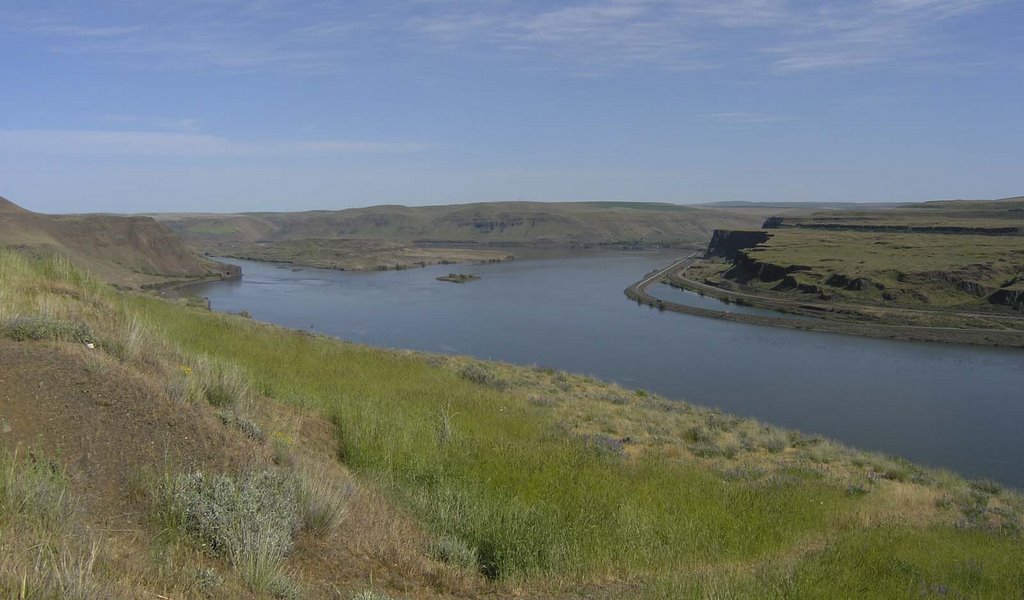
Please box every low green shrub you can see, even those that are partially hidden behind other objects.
[684,425,715,444]
[162,470,300,595]
[755,427,790,453]
[459,363,509,390]
[3,316,93,344]
[429,534,479,570]
[216,411,265,442]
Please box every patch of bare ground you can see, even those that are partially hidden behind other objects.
[0,339,260,522]
[0,338,501,599]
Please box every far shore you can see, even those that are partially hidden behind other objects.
[201,239,514,273]
[626,256,1024,349]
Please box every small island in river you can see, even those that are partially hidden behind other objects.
[437,272,480,283]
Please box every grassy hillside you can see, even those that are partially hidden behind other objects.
[2,248,1023,598]
[0,195,234,287]
[155,201,771,248]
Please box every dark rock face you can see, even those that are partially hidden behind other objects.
[824,272,884,292]
[215,262,242,279]
[825,273,851,288]
[722,250,813,293]
[773,275,820,295]
[988,282,1024,311]
[761,216,785,229]
[705,230,772,259]
[956,280,990,298]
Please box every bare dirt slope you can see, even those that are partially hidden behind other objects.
[0,195,235,287]
[0,340,258,522]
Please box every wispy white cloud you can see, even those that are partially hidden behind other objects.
[763,0,998,72]
[0,130,428,158]
[0,0,1007,74]
[412,0,1002,72]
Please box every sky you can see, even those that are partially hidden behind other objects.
[1,0,1022,213]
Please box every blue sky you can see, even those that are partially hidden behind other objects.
[1,0,1021,213]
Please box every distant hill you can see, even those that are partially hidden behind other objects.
[0,195,235,286]
[762,195,1024,232]
[698,201,903,210]
[155,201,771,247]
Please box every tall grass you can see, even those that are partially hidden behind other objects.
[296,463,352,536]
[0,450,106,599]
[652,525,1024,599]
[0,450,70,526]
[135,295,853,578]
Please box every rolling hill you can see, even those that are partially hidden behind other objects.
[155,201,773,248]
[0,195,236,286]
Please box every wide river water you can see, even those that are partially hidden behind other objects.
[191,249,1024,488]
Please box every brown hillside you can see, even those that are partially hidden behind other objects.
[0,195,29,214]
[0,195,236,286]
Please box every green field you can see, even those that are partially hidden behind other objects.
[696,199,1024,319]
[730,229,1024,308]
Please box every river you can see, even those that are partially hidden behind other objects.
[190,249,1024,488]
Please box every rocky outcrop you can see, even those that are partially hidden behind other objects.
[825,273,884,292]
[774,275,821,295]
[989,288,1024,311]
[705,230,772,259]
[721,249,812,291]
[898,270,993,299]
[988,277,1024,311]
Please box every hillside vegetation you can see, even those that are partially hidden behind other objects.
[0,195,235,287]
[156,201,771,248]
[2,248,1023,598]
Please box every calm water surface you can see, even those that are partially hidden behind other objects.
[192,250,1024,488]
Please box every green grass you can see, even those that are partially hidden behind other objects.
[641,525,1024,599]
[780,526,1024,598]
[135,295,853,578]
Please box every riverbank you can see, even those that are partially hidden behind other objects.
[626,256,1024,348]
[202,238,514,272]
